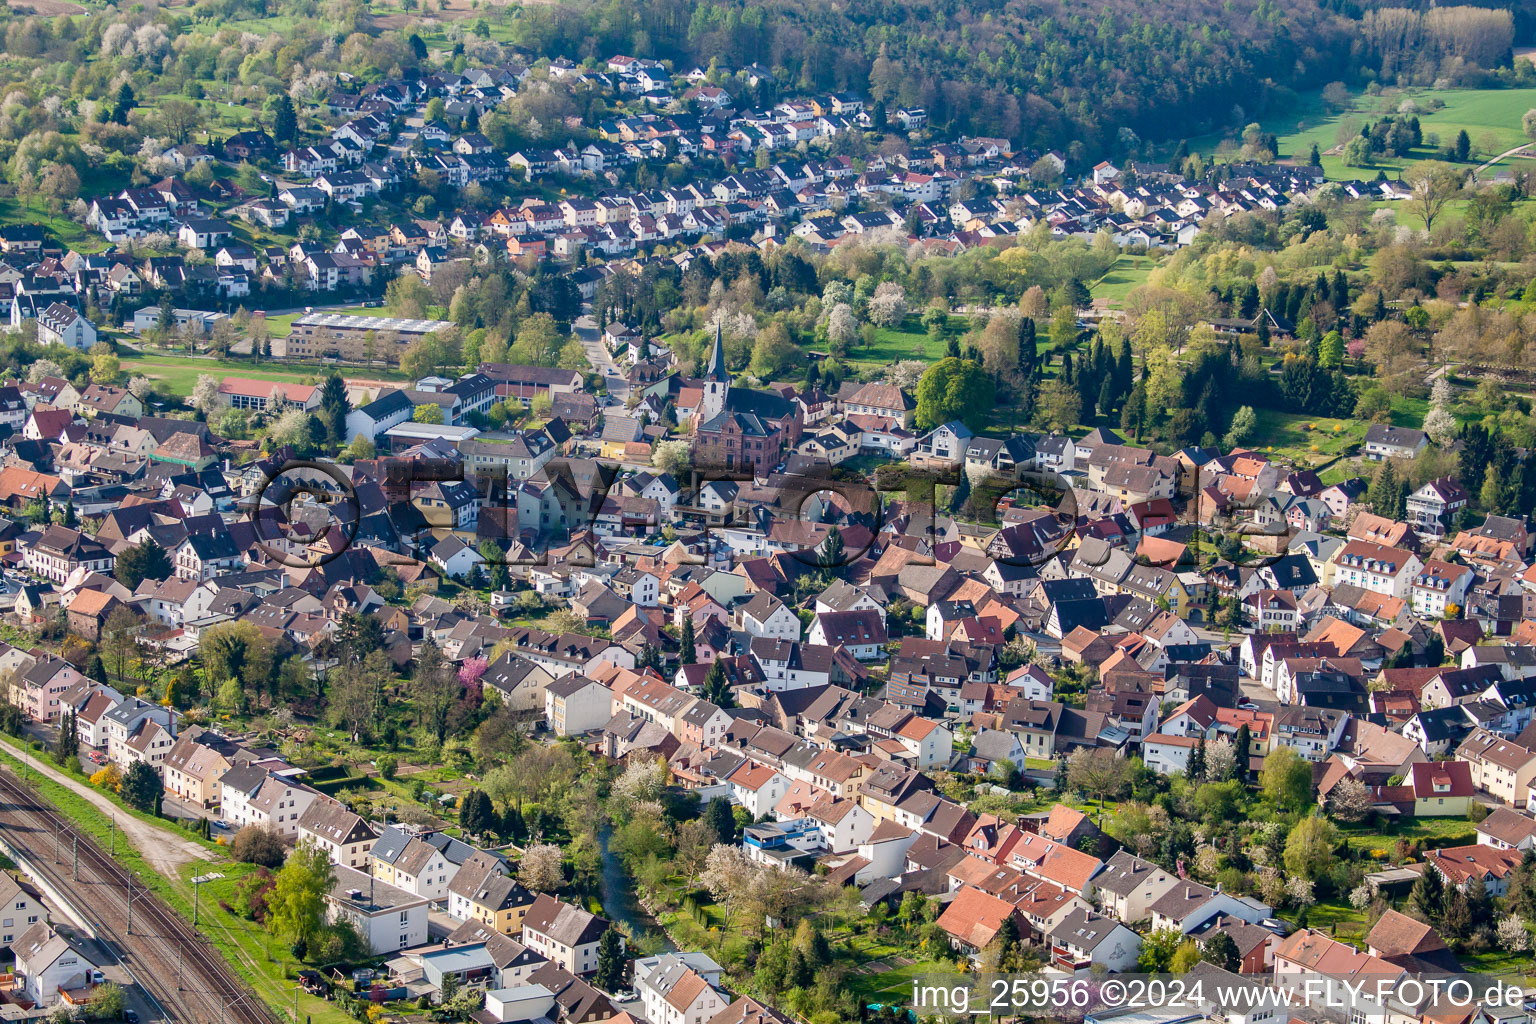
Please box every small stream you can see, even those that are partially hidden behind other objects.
[597,825,677,953]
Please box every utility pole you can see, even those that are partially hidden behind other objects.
[176,943,182,991]
[126,878,132,935]
[110,815,115,856]
[54,818,59,863]
[72,835,77,880]
[193,875,200,926]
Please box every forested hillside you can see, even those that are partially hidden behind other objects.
[504,0,1528,155]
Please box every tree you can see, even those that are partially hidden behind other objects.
[201,621,274,704]
[320,373,349,445]
[230,826,287,868]
[120,761,161,813]
[1260,746,1313,812]
[674,818,715,888]
[1403,161,1465,233]
[1498,916,1530,952]
[519,842,564,892]
[411,640,458,744]
[652,440,691,477]
[705,796,736,844]
[750,320,800,378]
[89,981,126,1021]
[158,98,204,145]
[593,927,626,992]
[701,658,734,708]
[90,347,120,385]
[90,764,121,792]
[1231,725,1251,781]
[1327,776,1373,822]
[680,617,697,666]
[1454,129,1471,162]
[1409,863,1445,921]
[1034,377,1082,432]
[1065,747,1127,821]
[1200,931,1241,971]
[1423,377,1456,444]
[52,710,76,765]
[826,303,858,347]
[412,403,444,424]
[1526,109,1536,143]
[268,842,335,955]
[819,526,845,570]
[1202,739,1236,784]
[868,282,908,327]
[1369,459,1407,519]
[1138,927,1183,971]
[114,540,172,591]
[1318,330,1344,368]
[914,357,995,431]
[273,94,298,144]
[1224,405,1257,449]
[100,606,141,683]
[1283,815,1339,880]
[459,788,498,838]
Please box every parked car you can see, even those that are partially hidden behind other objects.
[88,751,106,764]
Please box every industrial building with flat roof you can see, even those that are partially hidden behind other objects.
[275,312,456,364]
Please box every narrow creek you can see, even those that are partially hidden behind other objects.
[596,824,677,953]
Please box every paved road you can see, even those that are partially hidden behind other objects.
[574,313,630,402]
[1474,142,1533,178]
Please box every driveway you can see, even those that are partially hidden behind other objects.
[0,734,214,878]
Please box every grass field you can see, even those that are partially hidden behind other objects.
[1336,816,1477,855]
[844,315,958,370]
[1248,409,1366,467]
[118,347,410,396]
[1091,254,1158,308]
[0,197,107,253]
[1192,85,1536,181]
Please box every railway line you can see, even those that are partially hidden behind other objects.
[0,766,280,1024]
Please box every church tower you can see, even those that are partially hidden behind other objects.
[699,320,729,422]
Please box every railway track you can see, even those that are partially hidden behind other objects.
[0,767,280,1024]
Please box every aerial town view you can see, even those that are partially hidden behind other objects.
[5,1,1536,1023]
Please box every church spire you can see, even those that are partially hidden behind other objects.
[704,319,729,382]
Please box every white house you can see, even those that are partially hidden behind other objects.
[297,798,378,869]
[639,959,726,1024]
[13,924,99,1008]
[218,766,318,838]
[1047,909,1141,974]
[0,872,44,949]
[326,864,429,954]
[738,593,800,641]
[35,303,96,350]
[544,675,612,737]
[520,894,614,976]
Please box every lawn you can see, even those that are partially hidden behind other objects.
[1091,254,1158,308]
[1335,816,1477,856]
[0,744,353,1024]
[844,955,964,1007]
[1248,409,1366,467]
[1192,85,1536,181]
[1305,898,1372,946]
[0,196,108,253]
[844,316,955,371]
[118,347,411,397]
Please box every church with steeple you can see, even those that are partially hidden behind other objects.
[691,320,803,475]
[698,320,731,423]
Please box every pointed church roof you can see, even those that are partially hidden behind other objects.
[703,321,729,383]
